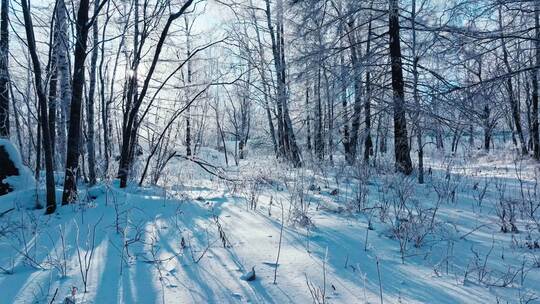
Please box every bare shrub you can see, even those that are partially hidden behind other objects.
[45,225,68,278]
[495,179,519,233]
[349,165,370,212]
[75,217,102,293]
[240,178,263,211]
[212,207,231,248]
[432,164,461,205]
[472,178,490,211]
[382,174,439,262]
[304,248,328,304]
[286,172,313,228]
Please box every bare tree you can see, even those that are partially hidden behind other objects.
[117,0,195,188]
[532,0,539,159]
[21,0,56,213]
[86,0,100,185]
[0,0,8,138]
[498,4,527,155]
[264,0,302,167]
[389,0,412,174]
[62,0,106,203]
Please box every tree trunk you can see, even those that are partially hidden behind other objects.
[532,1,540,160]
[99,0,112,174]
[411,0,423,183]
[62,0,91,204]
[21,0,56,214]
[306,85,312,151]
[380,114,388,154]
[264,0,302,167]
[0,0,8,138]
[35,102,41,182]
[324,69,333,162]
[364,16,374,162]
[250,2,278,156]
[484,105,491,151]
[185,16,192,157]
[340,52,349,156]
[315,67,324,159]
[57,0,70,167]
[47,58,58,169]
[499,5,527,155]
[346,19,362,165]
[10,84,23,153]
[117,0,195,188]
[85,0,99,185]
[239,62,251,160]
[389,0,413,174]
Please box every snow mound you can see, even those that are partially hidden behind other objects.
[0,139,35,193]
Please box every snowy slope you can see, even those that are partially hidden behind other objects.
[0,149,539,303]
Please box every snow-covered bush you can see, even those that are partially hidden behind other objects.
[286,171,313,228]
[349,165,370,213]
[0,139,35,205]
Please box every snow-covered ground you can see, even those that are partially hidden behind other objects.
[1,146,540,303]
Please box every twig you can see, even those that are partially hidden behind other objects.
[459,223,493,240]
[49,288,58,304]
[273,200,285,284]
[174,154,240,182]
[0,207,14,217]
[376,257,383,304]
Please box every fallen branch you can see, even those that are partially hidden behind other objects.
[174,154,240,182]
[459,223,494,240]
[0,207,14,217]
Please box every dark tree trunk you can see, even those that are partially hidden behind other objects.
[364,17,374,163]
[62,0,91,204]
[35,103,41,182]
[85,0,99,185]
[346,19,362,165]
[411,0,423,183]
[99,0,111,174]
[451,128,463,154]
[185,16,192,157]
[25,68,33,165]
[306,86,312,151]
[389,0,413,174]
[436,127,444,151]
[48,61,58,169]
[324,69,333,162]
[186,107,192,156]
[21,0,56,213]
[10,85,23,153]
[315,68,324,159]
[264,0,302,167]
[380,114,388,154]
[340,53,349,156]
[532,1,540,160]
[484,105,491,151]
[0,0,9,138]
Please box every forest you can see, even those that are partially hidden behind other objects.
[0,0,539,303]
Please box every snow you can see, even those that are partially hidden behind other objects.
[0,139,36,210]
[0,146,539,303]
[0,139,35,191]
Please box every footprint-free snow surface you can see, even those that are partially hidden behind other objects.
[1,150,540,303]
